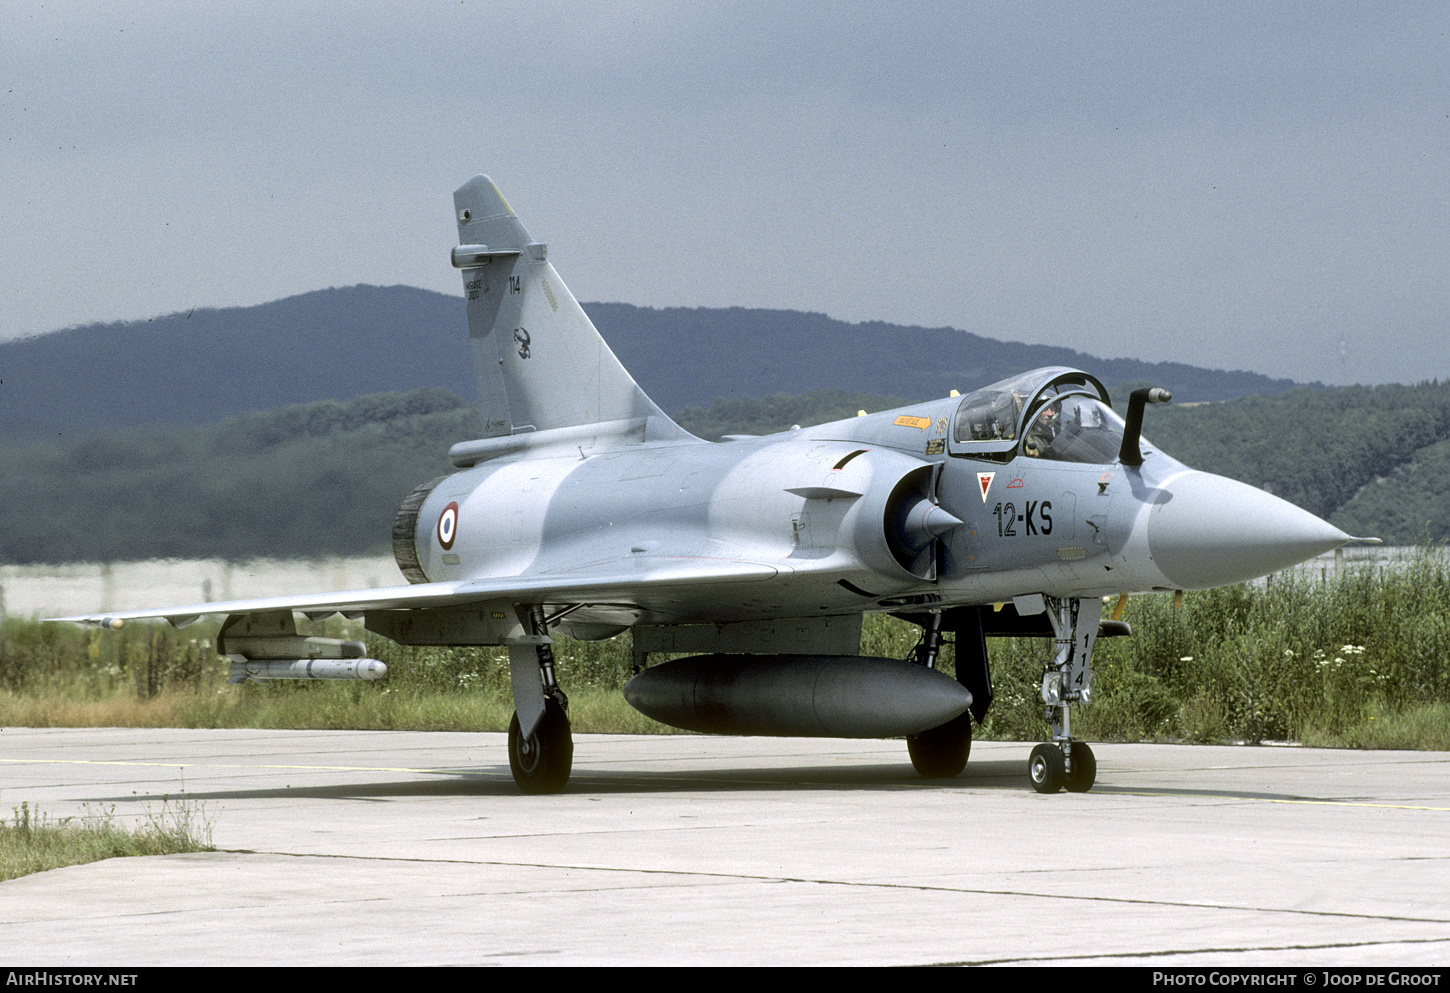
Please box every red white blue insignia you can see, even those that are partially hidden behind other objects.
[437,502,459,550]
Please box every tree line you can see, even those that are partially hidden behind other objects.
[3,380,1446,564]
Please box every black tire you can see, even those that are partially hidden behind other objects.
[1028,742,1064,794]
[508,699,573,794]
[1063,741,1096,793]
[907,710,973,778]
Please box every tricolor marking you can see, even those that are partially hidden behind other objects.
[437,502,459,550]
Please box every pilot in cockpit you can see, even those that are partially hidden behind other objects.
[1023,401,1061,458]
[1026,400,1061,455]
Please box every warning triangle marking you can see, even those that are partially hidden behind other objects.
[977,471,995,502]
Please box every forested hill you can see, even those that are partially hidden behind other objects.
[679,382,1450,546]
[3,380,1449,565]
[1,286,1304,439]
[1138,382,1450,545]
[587,303,1305,414]
[1,389,477,564]
[0,286,468,438]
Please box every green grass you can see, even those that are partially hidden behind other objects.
[1302,701,1450,751]
[11,562,1444,885]
[6,555,1450,749]
[0,800,214,882]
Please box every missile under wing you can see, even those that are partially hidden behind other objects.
[58,174,1358,795]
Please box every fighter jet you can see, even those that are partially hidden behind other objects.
[61,174,1356,795]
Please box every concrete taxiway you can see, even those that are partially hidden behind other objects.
[0,728,1447,966]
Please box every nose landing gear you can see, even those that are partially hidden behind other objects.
[1029,596,1100,794]
[1030,739,1096,794]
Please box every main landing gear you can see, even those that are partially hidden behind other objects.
[506,606,573,794]
[905,610,976,778]
[509,697,573,794]
[908,710,972,778]
[1029,596,1100,794]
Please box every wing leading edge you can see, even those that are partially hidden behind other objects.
[54,557,784,629]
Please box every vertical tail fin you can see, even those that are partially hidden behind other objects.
[451,175,689,447]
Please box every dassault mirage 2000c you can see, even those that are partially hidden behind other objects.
[62,174,1357,794]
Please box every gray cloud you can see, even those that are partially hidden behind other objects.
[3,1,1445,385]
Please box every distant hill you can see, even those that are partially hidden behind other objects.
[1,285,1306,439]
[0,286,470,438]
[0,389,477,564]
[7,378,1450,565]
[587,303,1307,415]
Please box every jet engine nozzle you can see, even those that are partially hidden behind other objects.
[1147,471,1350,588]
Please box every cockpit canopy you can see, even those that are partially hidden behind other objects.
[951,367,1124,464]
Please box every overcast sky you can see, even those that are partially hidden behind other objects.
[5,2,1446,386]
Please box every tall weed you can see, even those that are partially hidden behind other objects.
[9,557,1449,747]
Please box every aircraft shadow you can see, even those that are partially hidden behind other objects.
[80,758,1031,804]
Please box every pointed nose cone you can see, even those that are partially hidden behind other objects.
[1148,472,1350,589]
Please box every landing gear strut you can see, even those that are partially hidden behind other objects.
[1030,596,1098,794]
[506,605,573,794]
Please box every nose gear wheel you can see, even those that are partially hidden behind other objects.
[1029,742,1065,794]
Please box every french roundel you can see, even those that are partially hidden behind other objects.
[437,502,459,550]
